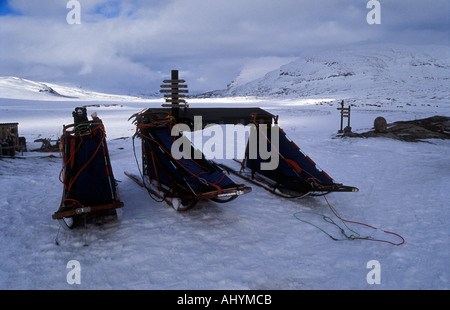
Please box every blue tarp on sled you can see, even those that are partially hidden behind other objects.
[245,125,357,195]
[53,112,123,226]
[132,111,251,210]
[61,122,116,206]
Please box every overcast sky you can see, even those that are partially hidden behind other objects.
[0,0,448,95]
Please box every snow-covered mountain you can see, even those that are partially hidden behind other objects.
[0,76,156,102]
[204,45,450,108]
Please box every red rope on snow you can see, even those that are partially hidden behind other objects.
[324,196,405,246]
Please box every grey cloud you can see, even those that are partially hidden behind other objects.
[1,0,448,94]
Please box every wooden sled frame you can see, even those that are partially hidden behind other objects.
[128,110,252,211]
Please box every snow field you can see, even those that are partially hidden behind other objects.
[1,95,448,290]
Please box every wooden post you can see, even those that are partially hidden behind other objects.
[170,70,179,121]
[337,100,351,133]
[347,105,351,129]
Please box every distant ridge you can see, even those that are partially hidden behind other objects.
[0,76,155,102]
[198,45,450,108]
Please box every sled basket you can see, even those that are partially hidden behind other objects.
[52,118,123,228]
[130,110,251,210]
[242,123,358,197]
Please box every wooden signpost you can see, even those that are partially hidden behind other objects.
[337,100,351,133]
[160,70,189,109]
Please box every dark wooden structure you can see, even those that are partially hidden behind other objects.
[0,122,19,156]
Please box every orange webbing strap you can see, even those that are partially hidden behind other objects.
[59,135,84,190]
[208,182,223,194]
[284,158,303,174]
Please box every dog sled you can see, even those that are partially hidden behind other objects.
[52,107,123,230]
[127,106,357,210]
[126,110,251,211]
[219,117,359,198]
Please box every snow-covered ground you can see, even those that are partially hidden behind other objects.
[0,45,449,290]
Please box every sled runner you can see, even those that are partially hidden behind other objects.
[52,107,123,230]
[127,110,251,211]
